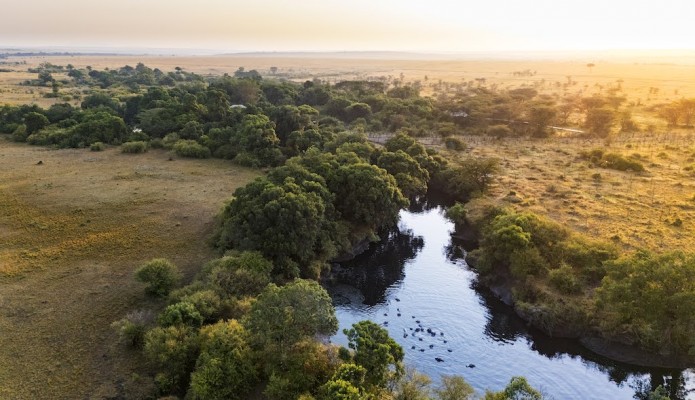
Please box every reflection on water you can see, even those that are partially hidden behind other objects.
[323,193,695,400]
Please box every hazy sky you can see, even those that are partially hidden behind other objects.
[2,0,694,53]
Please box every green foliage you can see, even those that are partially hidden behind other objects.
[158,302,205,328]
[144,325,200,395]
[111,310,153,348]
[484,376,543,400]
[188,320,256,400]
[121,140,148,153]
[245,280,338,350]
[24,112,49,135]
[90,141,106,151]
[376,150,430,196]
[177,290,222,322]
[216,176,334,277]
[173,139,211,158]
[444,136,467,151]
[135,258,181,297]
[231,113,282,166]
[445,202,468,226]
[435,375,476,400]
[344,320,404,388]
[596,250,695,355]
[548,263,581,294]
[202,252,273,299]
[580,149,645,172]
[329,162,408,228]
[392,368,432,400]
[433,158,498,201]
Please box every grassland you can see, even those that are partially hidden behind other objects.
[444,130,695,252]
[0,138,259,399]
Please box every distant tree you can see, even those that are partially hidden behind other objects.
[270,66,278,75]
[81,92,121,113]
[528,105,556,137]
[584,107,615,137]
[587,63,595,73]
[24,112,49,135]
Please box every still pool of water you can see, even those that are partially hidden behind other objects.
[324,200,695,399]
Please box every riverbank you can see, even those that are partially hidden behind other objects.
[459,210,695,370]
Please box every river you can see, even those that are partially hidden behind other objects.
[323,196,695,399]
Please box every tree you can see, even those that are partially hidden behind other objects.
[24,112,49,135]
[596,250,695,355]
[203,252,273,298]
[586,63,595,73]
[484,376,542,400]
[528,105,556,137]
[134,258,181,297]
[231,113,282,167]
[216,176,333,277]
[188,320,257,400]
[376,150,430,197]
[144,325,200,395]
[584,107,615,137]
[435,375,476,400]
[329,163,408,229]
[244,280,338,365]
[344,320,404,388]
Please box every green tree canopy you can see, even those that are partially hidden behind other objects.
[344,320,404,388]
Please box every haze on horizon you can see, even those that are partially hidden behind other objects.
[2,0,694,54]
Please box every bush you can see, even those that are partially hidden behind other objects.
[548,264,581,294]
[121,141,148,154]
[173,139,211,158]
[135,258,181,297]
[158,302,204,328]
[444,136,467,151]
[111,309,154,348]
[90,141,106,151]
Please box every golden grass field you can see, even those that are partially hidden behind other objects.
[0,139,259,399]
[0,54,694,398]
[454,131,695,252]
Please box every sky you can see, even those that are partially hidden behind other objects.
[2,0,695,54]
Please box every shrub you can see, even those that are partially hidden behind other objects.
[445,202,468,226]
[158,302,204,328]
[444,136,467,151]
[173,139,211,158]
[121,141,148,154]
[548,264,581,294]
[90,141,106,151]
[135,258,181,297]
[111,309,154,348]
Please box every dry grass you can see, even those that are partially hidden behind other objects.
[0,138,259,399]
[450,131,695,252]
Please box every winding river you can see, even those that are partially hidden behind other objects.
[323,195,695,399]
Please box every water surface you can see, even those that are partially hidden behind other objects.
[324,198,695,399]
